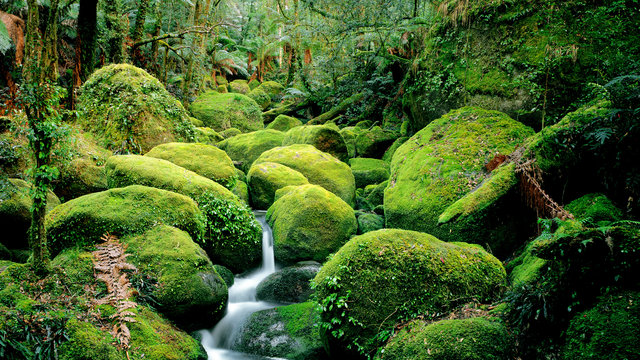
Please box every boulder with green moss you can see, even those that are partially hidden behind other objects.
[247,87,271,110]
[45,185,205,255]
[0,178,61,249]
[506,240,547,286]
[565,193,624,226]
[214,265,234,287]
[282,125,349,162]
[247,162,309,210]
[231,180,250,204]
[220,127,242,139]
[256,261,320,303]
[376,317,515,360]
[54,158,108,200]
[340,126,365,159]
[313,229,506,356]
[355,126,397,158]
[228,79,250,94]
[267,184,357,265]
[217,129,285,172]
[365,180,387,208]
[123,226,228,330]
[248,79,260,90]
[382,137,408,162]
[257,81,285,100]
[145,142,237,189]
[254,144,356,206]
[190,91,263,133]
[194,127,224,144]
[385,107,534,257]
[349,158,390,188]
[233,302,325,360]
[266,114,303,132]
[356,213,384,234]
[77,64,196,154]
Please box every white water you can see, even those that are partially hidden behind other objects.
[199,211,281,360]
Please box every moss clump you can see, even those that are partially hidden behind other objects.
[213,264,234,287]
[506,240,547,286]
[123,226,228,330]
[377,317,515,360]
[145,142,237,189]
[382,137,409,162]
[365,180,388,208]
[248,79,260,90]
[563,291,640,360]
[267,184,357,265]
[257,81,285,100]
[356,213,384,234]
[54,158,108,200]
[77,64,195,154]
[220,127,242,139]
[228,79,250,94]
[247,162,309,210]
[340,126,365,159]
[266,114,303,132]
[231,180,250,204]
[565,193,624,226]
[190,91,263,133]
[349,158,390,188]
[46,185,205,255]
[313,229,506,356]
[283,125,349,162]
[355,126,397,158]
[385,107,534,257]
[194,127,224,144]
[233,302,324,360]
[217,129,285,172]
[256,261,320,303]
[58,319,120,360]
[0,178,61,250]
[247,87,271,110]
[255,144,356,206]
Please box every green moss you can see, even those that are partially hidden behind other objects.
[365,180,388,208]
[220,127,241,138]
[228,79,250,94]
[355,126,397,158]
[50,248,97,293]
[381,137,408,163]
[283,125,349,162]
[55,158,108,200]
[254,144,356,206]
[356,213,384,234]
[377,317,515,360]
[247,162,309,210]
[349,158,390,188]
[45,185,205,255]
[248,79,260,90]
[256,262,320,303]
[217,85,228,93]
[257,81,285,100]
[247,87,271,110]
[507,240,547,286]
[231,180,249,204]
[190,91,263,133]
[267,184,357,265]
[77,64,195,154]
[266,115,303,132]
[123,226,228,330]
[217,129,285,172]
[385,107,534,257]
[145,142,237,189]
[194,127,224,145]
[313,229,506,356]
[563,291,640,360]
[58,319,120,360]
[213,264,234,287]
[565,193,623,226]
[190,117,204,127]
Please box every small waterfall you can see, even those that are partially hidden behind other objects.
[199,211,281,360]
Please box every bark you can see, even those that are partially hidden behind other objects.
[71,0,98,107]
[131,0,151,65]
[105,0,126,63]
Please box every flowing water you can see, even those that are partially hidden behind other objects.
[199,211,283,360]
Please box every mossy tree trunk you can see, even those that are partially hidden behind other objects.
[131,0,151,65]
[71,0,98,107]
[104,0,126,63]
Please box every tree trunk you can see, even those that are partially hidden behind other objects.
[131,0,151,65]
[71,0,98,107]
[105,0,126,63]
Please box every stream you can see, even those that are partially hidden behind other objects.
[198,211,285,360]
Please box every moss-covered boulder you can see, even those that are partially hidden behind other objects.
[563,291,640,360]
[356,213,384,234]
[313,229,506,356]
[54,158,108,200]
[507,240,547,286]
[123,226,227,330]
[77,64,196,154]
[282,125,349,162]
[565,193,624,226]
[256,261,320,303]
[365,180,387,208]
[248,79,260,90]
[247,87,271,110]
[190,91,263,133]
[385,107,534,256]
[194,127,224,144]
[0,179,61,249]
[217,129,285,172]
[231,180,250,204]
[254,144,356,206]
[233,302,325,360]
[228,79,250,94]
[220,127,242,139]
[382,137,408,162]
[247,162,309,210]
[266,114,303,132]
[267,185,357,265]
[340,126,365,159]
[45,185,205,255]
[376,317,515,360]
[257,81,285,100]
[355,126,397,158]
[214,265,234,287]
[145,142,237,189]
[349,158,390,188]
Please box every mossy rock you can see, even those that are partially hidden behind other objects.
[256,261,320,303]
[356,213,384,234]
[248,88,271,110]
[506,240,546,286]
[233,302,326,360]
[59,318,121,360]
[283,125,349,162]
[266,114,303,132]
[565,193,624,226]
[385,107,534,257]
[77,64,196,154]
[355,120,373,129]
[231,180,250,204]
[247,162,309,210]
[254,144,356,206]
[216,75,228,86]
[45,185,205,255]
[190,91,263,133]
[248,79,260,90]
[365,180,388,208]
[123,226,228,330]
[257,81,285,100]
[313,229,506,356]
[217,85,228,93]
[145,142,237,189]
[54,158,108,200]
[267,184,357,265]
[382,136,409,163]
[340,126,366,159]
[563,291,640,360]
[349,158,390,188]
[217,129,285,173]
[376,317,515,360]
[220,127,242,139]
[194,127,224,144]
[190,117,204,127]
[229,79,250,94]
[0,178,61,249]
[355,126,397,158]
[213,264,234,287]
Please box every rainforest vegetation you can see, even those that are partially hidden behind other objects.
[0,0,639,359]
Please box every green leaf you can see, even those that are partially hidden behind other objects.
[0,21,12,55]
